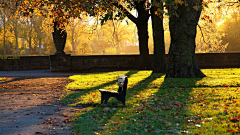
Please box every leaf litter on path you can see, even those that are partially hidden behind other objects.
[0,77,82,135]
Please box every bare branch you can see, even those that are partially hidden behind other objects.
[197,24,208,44]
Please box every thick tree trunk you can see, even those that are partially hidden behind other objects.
[136,22,151,70]
[166,1,206,78]
[150,0,167,73]
[136,2,151,70]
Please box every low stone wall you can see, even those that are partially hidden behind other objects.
[71,55,140,72]
[196,53,240,68]
[1,53,240,71]
[0,56,49,71]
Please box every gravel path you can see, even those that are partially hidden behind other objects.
[0,77,83,135]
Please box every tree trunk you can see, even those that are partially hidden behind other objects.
[135,3,151,70]
[3,9,6,56]
[136,22,151,70]
[14,21,19,56]
[166,1,206,78]
[29,34,32,55]
[112,1,151,69]
[150,0,167,73]
[71,29,75,54]
[29,19,34,55]
[39,38,42,55]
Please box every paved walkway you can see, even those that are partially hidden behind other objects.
[0,70,83,77]
[0,70,85,135]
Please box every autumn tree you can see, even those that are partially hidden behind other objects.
[90,19,137,54]
[164,0,208,78]
[32,15,45,55]
[65,17,92,55]
[0,8,8,55]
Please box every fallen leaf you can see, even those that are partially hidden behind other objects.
[34,132,43,134]
[230,118,239,122]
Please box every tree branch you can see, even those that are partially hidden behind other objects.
[197,24,208,44]
[112,2,138,24]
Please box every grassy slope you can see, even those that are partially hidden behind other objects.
[61,68,240,134]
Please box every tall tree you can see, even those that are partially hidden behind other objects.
[65,18,89,55]
[0,8,7,56]
[150,0,166,73]
[107,1,152,69]
[32,16,44,55]
[165,0,206,78]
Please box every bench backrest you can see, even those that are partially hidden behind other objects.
[118,77,128,96]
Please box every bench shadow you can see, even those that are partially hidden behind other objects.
[61,70,140,106]
[65,71,164,133]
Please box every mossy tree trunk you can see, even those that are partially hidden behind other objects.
[166,0,206,78]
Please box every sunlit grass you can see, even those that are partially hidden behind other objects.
[61,68,240,134]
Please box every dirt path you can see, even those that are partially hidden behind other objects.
[0,77,82,135]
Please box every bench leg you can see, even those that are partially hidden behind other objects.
[120,97,126,106]
[104,96,110,104]
[101,94,104,104]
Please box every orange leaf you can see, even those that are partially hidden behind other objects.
[230,118,239,122]
[110,128,115,130]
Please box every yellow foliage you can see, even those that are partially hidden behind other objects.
[105,47,117,54]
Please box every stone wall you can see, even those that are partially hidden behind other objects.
[1,53,240,71]
[195,53,240,68]
[71,55,140,72]
[0,56,49,71]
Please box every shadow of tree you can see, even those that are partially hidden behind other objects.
[61,70,205,134]
[0,76,70,85]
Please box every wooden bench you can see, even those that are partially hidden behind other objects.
[99,75,128,106]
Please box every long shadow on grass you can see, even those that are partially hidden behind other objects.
[68,71,166,134]
[100,76,205,134]
[65,70,206,134]
[61,70,139,106]
[0,76,70,85]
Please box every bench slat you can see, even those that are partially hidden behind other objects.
[99,89,118,94]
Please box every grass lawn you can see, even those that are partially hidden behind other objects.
[61,69,240,134]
